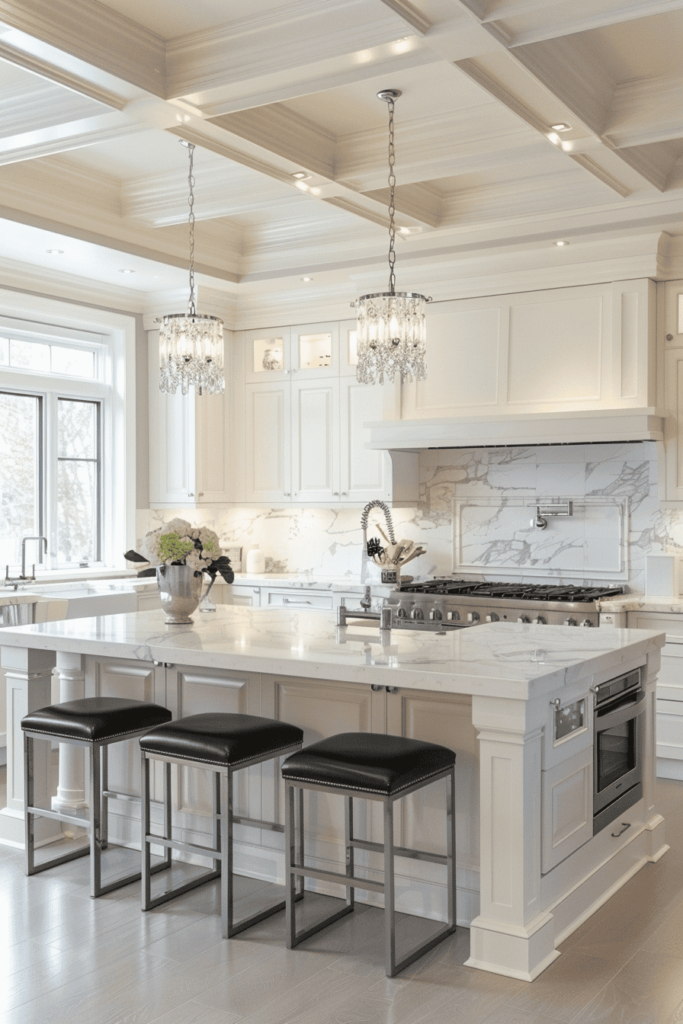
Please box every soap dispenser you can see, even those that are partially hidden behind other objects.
[246,545,265,574]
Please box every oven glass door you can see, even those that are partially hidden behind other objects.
[594,686,645,814]
[596,717,636,793]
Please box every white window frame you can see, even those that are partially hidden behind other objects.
[0,289,135,573]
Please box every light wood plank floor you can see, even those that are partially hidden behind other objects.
[1,771,683,1024]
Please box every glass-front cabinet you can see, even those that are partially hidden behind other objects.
[245,323,340,382]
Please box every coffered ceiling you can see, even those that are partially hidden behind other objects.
[0,0,681,325]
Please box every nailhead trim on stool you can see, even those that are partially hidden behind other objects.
[22,697,172,898]
[281,732,456,977]
[139,712,304,938]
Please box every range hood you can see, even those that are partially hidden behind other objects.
[367,408,665,451]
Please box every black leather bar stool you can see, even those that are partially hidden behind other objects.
[281,732,456,977]
[22,696,172,897]
[139,712,304,938]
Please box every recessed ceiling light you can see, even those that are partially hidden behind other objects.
[301,276,313,282]
[554,240,568,247]
[399,227,411,235]
[550,123,571,132]
[46,248,64,254]
[119,268,136,274]
[292,172,311,180]
[294,180,309,192]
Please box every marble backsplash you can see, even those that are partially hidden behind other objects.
[138,441,683,594]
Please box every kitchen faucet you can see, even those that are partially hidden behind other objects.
[4,535,48,589]
[360,500,396,584]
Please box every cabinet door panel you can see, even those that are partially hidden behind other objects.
[387,691,479,887]
[291,379,339,502]
[245,382,290,502]
[174,668,258,819]
[196,389,230,502]
[541,744,592,873]
[340,379,388,501]
[262,676,382,844]
[87,657,157,799]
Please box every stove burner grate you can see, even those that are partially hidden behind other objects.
[400,579,624,603]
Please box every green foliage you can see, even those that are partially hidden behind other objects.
[157,533,194,564]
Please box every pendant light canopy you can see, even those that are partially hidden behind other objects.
[158,141,225,396]
[354,90,429,386]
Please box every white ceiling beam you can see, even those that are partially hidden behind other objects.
[0,110,151,166]
[0,41,125,109]
[0,0,166,96]
[165,0,414,99]
[499,0,683,47]
[375,0,431,34]
[603,75,683,149]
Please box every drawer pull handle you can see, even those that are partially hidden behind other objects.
[611,822,631,838]
[283,598,312,604]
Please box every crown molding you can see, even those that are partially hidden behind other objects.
[166,0,410,98]
[0,40,125,110]
[0,253,145,311]
[0,0,166,97]
[209,105,335,181]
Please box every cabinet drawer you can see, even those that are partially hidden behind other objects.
[262,589,333,610]
[627,612,683,643]
[656,698,683,761]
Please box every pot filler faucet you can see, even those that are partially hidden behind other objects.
[4,536,48,588]
[360,500,396,585]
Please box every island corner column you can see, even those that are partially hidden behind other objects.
[466,692,560,982]
[0,645,60,847]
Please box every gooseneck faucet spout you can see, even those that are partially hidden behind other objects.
[360,501,396,584]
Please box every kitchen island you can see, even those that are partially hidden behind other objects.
[0,607,667,981]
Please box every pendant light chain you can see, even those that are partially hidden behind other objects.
[187,142,196,316]
[387,96,396,296]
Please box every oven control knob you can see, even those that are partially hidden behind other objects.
[581,619,594,627]
[486,613,499,622]
[430,609,443,621]
[396,607,408,619]
[448,610,460,621]
[517,615,531,623]
[410,607,424,620]
[564,618,578,626]
[534,616,547,624]
[467,612,480,623]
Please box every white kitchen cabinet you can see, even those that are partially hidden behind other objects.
[627,610,683,778]
[541,744,593,873]
[401,280,656,421]
[291,377,339,503]
[148,328,234,507]
[137,590,161,612]
[220,584,261,606]
[244,380,291,503]
[260,588,333,610]
[244,322,339,384]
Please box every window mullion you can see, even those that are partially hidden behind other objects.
[45,392,59,570]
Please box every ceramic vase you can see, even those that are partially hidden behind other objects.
[156,564,204,624]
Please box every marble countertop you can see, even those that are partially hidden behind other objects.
[0,607,665,700]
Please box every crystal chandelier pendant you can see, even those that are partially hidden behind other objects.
[158,141,225,396]
[354,89,430,385]
[159,313,225,396]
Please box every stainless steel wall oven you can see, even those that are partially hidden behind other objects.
[592,668,645,835]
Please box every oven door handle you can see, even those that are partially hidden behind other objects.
[596,692,646,731]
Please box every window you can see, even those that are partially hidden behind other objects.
[0,297,136,574]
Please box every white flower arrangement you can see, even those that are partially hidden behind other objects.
[125,518,234,582]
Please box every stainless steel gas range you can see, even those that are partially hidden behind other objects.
[384,579,625,628]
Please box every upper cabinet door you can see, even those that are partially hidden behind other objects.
[148,329,197,506]
[245,328,291,383]
[339,377,390,502]
[291,322,339,379]
[245,381,291,503]
[290,378,340,503]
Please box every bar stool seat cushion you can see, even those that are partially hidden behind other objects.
[140,713,304,767]
[281,732,455,796]
[21,697,172,743]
